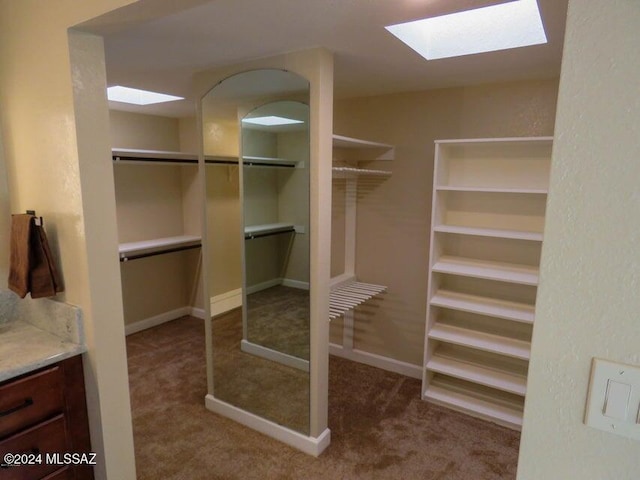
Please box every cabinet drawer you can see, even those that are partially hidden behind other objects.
[0,367,65,439]
[0,414,68,480]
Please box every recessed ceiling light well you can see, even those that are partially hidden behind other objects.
[107,86,184,105]
[385,0,547,61]
[242,116,305,126]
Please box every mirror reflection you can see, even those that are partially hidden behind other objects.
[202,70,310,434]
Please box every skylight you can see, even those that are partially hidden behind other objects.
[385,0,547,60]
[107,86,184,105]
[242,116,304,126]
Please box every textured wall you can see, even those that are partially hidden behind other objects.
[0,2,137,479]
[517,2,640,479]
[333,78,559,365]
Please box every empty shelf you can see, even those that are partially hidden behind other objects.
[430,290,535,324]
[244,223,296,239]
[332,167,391,178]
[332,134,393,150]
[426,356,527,396]
[436,186,548,195]
[423,384,523,430]
[432,256,539,285]
[434,225,543,242]
[112,148,236,165]
[428,323,531,360]
[119,235,201,261]
[329,280,386,320]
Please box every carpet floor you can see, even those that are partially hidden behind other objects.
[126,316,520,480]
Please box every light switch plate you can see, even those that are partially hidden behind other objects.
[584,358,640,441]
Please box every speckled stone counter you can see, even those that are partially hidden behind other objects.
[0,290,86,383]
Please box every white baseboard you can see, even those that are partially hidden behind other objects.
[125,306,191,336]
[205,394,330,457]
[210,288,242,317]
[281,278,310,290]
[329,343,422,379]
[246,278,282,295]
[241,340,309,372]
[190,306,206,320]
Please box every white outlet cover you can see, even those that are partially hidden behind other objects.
[584,358,640,441]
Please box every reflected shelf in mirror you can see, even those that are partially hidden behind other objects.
[244,222,296,240]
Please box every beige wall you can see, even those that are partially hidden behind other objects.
[0,1,138,479]
[518,2,640,479]
[109,110,180,150]
[0,130,10,286]
[332,78,559,365]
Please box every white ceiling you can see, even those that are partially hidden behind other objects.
[78,0,568,118]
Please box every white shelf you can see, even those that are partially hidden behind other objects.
[329,280,386,320]
[426,355,526,396]
[332,134,393,150]
[428,323,531,360]
[242,155,297,167]
[434,224,543,242]
[332,134,395,161]
[430,290,535,324]
[423,384,523,430]
[436,185,548,195]
[432,256,539,286]
[118,235,201,261]
[435,136,553,146]
[332,167,392,178]
[244,223,296,239]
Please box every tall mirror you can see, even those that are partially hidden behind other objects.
[202,70,311,434]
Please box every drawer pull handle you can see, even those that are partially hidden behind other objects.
[0,397,34,417]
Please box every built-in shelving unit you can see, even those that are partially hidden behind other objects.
[112,146,205,334]
[329,133,394,319]
[329,133,395,372]
[422,136,552,430]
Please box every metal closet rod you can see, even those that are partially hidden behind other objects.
[120,244,201,262]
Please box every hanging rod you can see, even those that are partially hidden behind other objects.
[120,244,201,262]
[243,161,295,168]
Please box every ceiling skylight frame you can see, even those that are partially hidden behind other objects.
[107,86,184,105]
[385,0,548,61]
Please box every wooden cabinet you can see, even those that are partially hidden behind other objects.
[0,355,93,480]
[422,137,552,430]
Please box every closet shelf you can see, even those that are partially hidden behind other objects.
[423,384,523,430]
[426,356,527,396]
[436,185,548,195]
[432,256,539,286]
[434,225,543,242]
[332,134,395,161]
[430,290,535,324]
[112,148,236,165]
[244,223,296,240]
[118,235,201,262]
[242,155,297,168]
[428,323,531,360]
[329,280,386,320]
[332,167,392,178]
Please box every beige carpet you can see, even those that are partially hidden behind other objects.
[126,316,520,480]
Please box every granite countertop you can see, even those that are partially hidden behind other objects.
[0,290,87,383]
